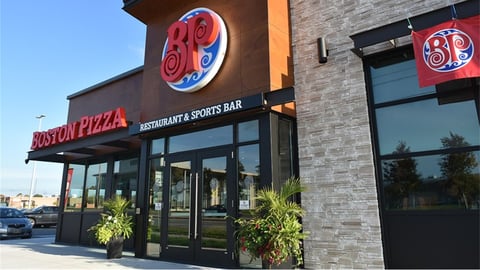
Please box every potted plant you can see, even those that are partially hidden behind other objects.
[234,178,308,268]
[88,196,134,259]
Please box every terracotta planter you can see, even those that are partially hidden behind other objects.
[106,236,124,259]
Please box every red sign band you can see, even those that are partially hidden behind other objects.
[30,107,127,150]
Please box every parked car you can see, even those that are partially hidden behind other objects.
[0,207,33,239]
[23,206,58,227]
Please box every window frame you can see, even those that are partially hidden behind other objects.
[364,45,480,212]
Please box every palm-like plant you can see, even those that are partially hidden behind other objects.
[88,196,134,245]
[235,178,307,267]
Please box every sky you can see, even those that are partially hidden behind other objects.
[0,1,146,197]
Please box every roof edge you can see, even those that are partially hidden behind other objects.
[67,65,144,100]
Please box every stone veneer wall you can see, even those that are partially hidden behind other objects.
[289,0,467,268]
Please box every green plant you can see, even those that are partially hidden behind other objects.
[88,196,134,245]
[234,178,308,267]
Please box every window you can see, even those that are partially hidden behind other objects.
[65,157,138,212]
[238,144,260,211]
[169,125,232,153]
[84,162,107,210]
[368,49,480,210]
[151,138,165,155]
[147,157,164,257]
[382,151,480,210]
[113,157,139,208]
[238,120,259,143]
[277,117,294,184]
[65,164,85,211]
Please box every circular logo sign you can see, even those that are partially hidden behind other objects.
[160,8,228,93]
[422,28,474,72]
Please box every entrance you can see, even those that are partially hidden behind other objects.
[161,147,236,267]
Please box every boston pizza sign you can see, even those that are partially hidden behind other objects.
[160,8,227,92]
[31,107,128,150]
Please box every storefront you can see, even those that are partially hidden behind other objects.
[27,0,296,268]
[26,0,479,268]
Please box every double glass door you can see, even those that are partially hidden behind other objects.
[161,148,235,267]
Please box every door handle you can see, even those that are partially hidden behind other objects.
[194,172,199,239]
[188,173,192,238]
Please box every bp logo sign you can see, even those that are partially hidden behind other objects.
[422,28,474,72]
[160,8,228,93]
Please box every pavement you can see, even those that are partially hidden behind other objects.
[0,235,221,269]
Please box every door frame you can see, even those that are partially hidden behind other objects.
[160,146,236,267]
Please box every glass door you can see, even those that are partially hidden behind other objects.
[162,155,193,261]
[196,149,235,266]
[161,148,235,267]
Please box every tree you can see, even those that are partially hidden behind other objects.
[383,141,421,209]
[439,132,479,209]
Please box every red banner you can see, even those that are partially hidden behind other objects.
[412,15,480,88]
[64,168,74,208]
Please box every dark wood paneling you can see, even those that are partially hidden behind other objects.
[58,213,82,243]
[139,0,272,121]
[68,0,293,126]
[67,70,143,124]
[79,213,100,245]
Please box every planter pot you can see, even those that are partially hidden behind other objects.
[106,236,124,259]
[262,260,272,269]
[262,258,294,269]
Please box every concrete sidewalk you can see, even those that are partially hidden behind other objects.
[0,236,220,269]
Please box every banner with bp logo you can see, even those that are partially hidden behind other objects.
[412,15,480,88]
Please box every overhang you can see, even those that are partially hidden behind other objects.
[26,129,141,164]
[350,0,480,57]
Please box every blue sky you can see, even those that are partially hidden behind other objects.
[1,1,146,196]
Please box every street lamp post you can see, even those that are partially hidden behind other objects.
[28,114,46,209]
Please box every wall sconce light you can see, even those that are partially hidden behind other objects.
[317,37,328,64]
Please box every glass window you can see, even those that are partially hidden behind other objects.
[113,157,138,208]
[238,120,259,143]
[65,164,85,211]
[167,160,191,247]
[201,156,228,250]
[237,144,260,211]
[151,138,165,155]
[376,99,479,155]
[278,118,293,183]
[383,151,480,210]
[169,125,232,153]
[147,157,164,257]
[368,52,480,211]
[238,143,262,268]
[370,58,436,104]
[84,162,107,210]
